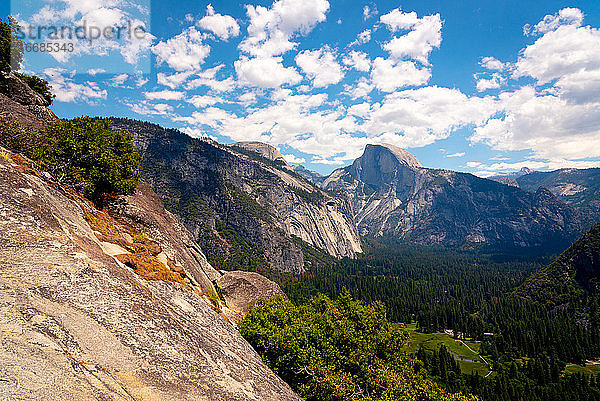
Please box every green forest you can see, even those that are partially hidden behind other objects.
[237,235,600,401]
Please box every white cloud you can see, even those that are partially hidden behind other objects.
[187,94,224,108]
[379,8,419,30]
[235,56,302,88]
[186,66,237,92]
[446,152,465,158]
[295,47,344,87]
[480,56,508,71]
[370,57,430,92]
[476,73,506,91]
[129,101,174,116]
[135,75,149,87]
[23,1,153,65]
[87,68,106,76]
[239,0,330,58]
[468,158,600,178]
[144,90,186,101]
[197,4,240,40]
[239,92,258,105]
[362,5,378,20]
[512,20,600,105]
[343,77,374,99]
[349,29,371,47]
[152,26,211,71]
[358,86,498,148]
[342,51,371,72]
[42,68,107,103]
[174,86,497,162]
[471,86,600,161]
[157,71,194,89]
[282,153,306,164]
[110,73,128,87]
[470,9,600,164]
[380,9,442,64]
[524,7,584,36]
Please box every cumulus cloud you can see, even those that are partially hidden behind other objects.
[128,101,174,116]
[342,51,371,72]
[362,5,378,20]
[446,152,465,158]
[22,0,153,66]
[176,85,497,162]
[282,153,306,164]
[42,68,107,103]
[144,90,186,101]
[157,71,194,89]
[187,94,225,108]
[343,77,374,100]
[87,68,106,76]
[471,8,600,164]
[475,73,506,91]
[197,4,240,40]
[512,20,600,104]
[480,56,508,71]
[370,57,430,92]
[110,73,128,87]
[349,29,372,47]
[295,47,344,87]
[152,27,211,71]
[186,65,237,92]
[471,86,600,161]
[524,7,584,36]
[235,56,302,88]
[239,0,330,58]
[380,9,442,64]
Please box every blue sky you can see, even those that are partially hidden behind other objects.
[5,0,600,176]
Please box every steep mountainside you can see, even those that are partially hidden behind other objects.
[0,146,301,400]
[515,168,600,220]
[292,164,325,185]
[516,221,600,307]
[113,118,362,273]
[323,144,588,248]
[489,167,533,187]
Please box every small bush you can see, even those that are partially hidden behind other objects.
[32,117,140,199]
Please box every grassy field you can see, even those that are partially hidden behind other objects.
[404,323,491,376]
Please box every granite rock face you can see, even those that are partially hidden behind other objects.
[216,271,287,317]
[114,118,362,273]
[324,144,587,248]
[0,147,301,401]
[232,141,289,165]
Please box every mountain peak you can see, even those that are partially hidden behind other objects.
[364,143,422,168]
[232,141,288,165]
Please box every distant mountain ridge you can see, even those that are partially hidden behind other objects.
[323,144,589,249]
[112,118,362,273]
[516,220,600,308]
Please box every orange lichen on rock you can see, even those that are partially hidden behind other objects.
[82,204,187,287]
[115,252,188,286]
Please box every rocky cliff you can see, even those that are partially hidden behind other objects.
[516,220,600,308]
[514,168,600,222]
[0,145,301,400]
[323,144,588,249]
[0,77,301,400]
[113,118,362,273]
